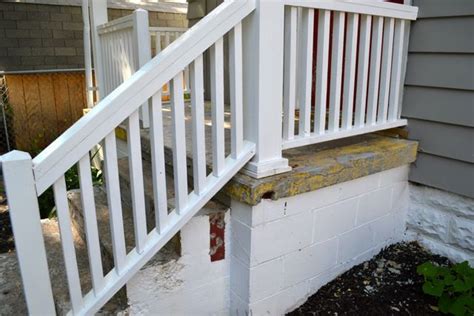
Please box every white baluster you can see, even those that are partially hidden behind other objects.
[328,11,345,132]
[229,23,244,158]
[342,13,359,130]
[367,16,384,125]
[283,7,297,140]
[355,15,372,127]
[315,9,330,134]
[378,17,395,123]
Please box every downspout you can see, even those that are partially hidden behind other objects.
[82,0,94,108]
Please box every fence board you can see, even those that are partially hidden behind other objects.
[5,72,87,153]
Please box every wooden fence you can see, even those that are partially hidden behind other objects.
[5,72,87,153]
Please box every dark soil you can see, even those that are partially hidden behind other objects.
[0,197,14,254]
[288,242,451,316]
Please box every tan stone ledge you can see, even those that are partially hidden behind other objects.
[223,134,418,206]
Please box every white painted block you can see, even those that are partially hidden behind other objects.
[283,238,338,288]
[249,257,285,302]
[407,204,451,242]
[251,211,313,265]
[313,197,358,243]
[391,181,409,213]
[180,214,210,256]
[248,280,310,316]
[338,223,374,263]
[378,165,409,187]
[448,216,474,251]
[356,186,393,225]
[230,255,250,303]
[230,217,252,265]
[371,213,399,245]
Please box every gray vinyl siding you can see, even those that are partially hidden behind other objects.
[402,0,474,198]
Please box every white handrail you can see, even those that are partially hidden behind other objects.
[284,0,418,20]
[32,0,255,195]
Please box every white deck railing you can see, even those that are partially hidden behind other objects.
[282,0,417,149]
[149,26,190,96]
[1,1,417,315]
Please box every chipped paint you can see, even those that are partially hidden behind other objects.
[223,135,418,206]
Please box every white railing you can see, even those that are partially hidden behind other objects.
[97,9,152,127]
[1,0,417,315]
[2,0,255,314]
[149,26,191,97]
[282,0,417,149]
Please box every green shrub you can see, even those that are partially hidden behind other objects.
[39,162,103,219]
[417,261,474,316]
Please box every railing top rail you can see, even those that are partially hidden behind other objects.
[97,10,136,35]
[32,0,255,195]
[149,26,188,33]
[284,0,418,20]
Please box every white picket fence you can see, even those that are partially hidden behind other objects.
[1,0,417,315]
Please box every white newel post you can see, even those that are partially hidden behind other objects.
[1,151,55,315]
[133,9,152,128]
[89,0,108,101]
[241,0,291,178]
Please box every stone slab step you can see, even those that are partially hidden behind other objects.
[0,218,126,315]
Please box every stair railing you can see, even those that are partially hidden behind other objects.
[2,0,255,314]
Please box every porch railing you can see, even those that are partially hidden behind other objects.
[1,0,417,315]
[282,0,417,149]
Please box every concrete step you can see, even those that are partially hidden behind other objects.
[0,218,126,315]
[117,101,232,173]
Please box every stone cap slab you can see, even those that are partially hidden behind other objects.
[223,134,418,206]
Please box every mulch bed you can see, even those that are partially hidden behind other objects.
[288,242,451,315]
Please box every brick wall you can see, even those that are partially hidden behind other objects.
[0,2,187,71]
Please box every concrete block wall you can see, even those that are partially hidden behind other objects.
[0,2,187,71]
[407,184,474,265]
[127,209,231,315]
[230,165,410,315]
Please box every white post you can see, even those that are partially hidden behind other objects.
[241,0,290,178]
[82,0,94,108]
[132,9,152,128]
[89,0,108,101]
[1,151,55,314]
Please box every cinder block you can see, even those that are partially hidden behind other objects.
[64,39,83,48]
[391,182,409,213]
[313,197,358,243]
[356,186,393,225]
[283,237,338,288]
[21,56,44,66]
[251,211,313,265]
[42,39,65,47]
[180,214,209,257]
[230,217,252,265]
[18,38,42,48]
[8,47,31,57]
[32,47,54,56]
[40,21,62,30]
[30,29,52,39]
[2,11,27,21]
[0,20,17,29]
[27,11,50,21]
[230,255,250,303]
[6,29,29,39]
[248,280,310,315]
[60,6,81,15]
[379,165,409,187]
[371,213,399,245]
[16,20,40,30]
[50,13,72,22]
[52,30,75,39]
[249,257,284,302]
[55,47,76,56]
[0,38,18,48]
[0,48,7,57]
[62,22,83,31]
[338,223,374,263]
